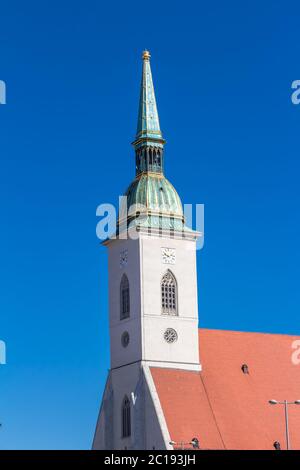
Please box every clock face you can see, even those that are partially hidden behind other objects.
[161,248,176,265]
[120,250,128,267]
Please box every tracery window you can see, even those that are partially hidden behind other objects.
[161,270,178,315]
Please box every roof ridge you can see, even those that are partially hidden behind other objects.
[198,327,300,337]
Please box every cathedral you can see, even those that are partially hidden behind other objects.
[93,51,300,451]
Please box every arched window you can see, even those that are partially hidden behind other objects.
[149,149,152,170]
[120,274,130,320]
[157,149,161,168]
[161,270,178,315]
[122,395,131,438]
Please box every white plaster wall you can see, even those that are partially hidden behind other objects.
[140,234,200,366]
[107,232,200,369]
[140,235,199,319]
[143,364,172,450]
[143,316,199,365]
[108,238,142,369]
[94,363,169,450]
[110,362,142,450]
[92,374,114,450]
[92,405,106,449]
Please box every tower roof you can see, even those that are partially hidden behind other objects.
[121,173,186,232]
[133,50,165,147]
[114,51,199,237]
[125,173,183,217]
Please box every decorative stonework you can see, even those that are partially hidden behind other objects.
[163,328,178,344]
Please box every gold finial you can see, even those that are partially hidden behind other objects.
[142,50,151,60]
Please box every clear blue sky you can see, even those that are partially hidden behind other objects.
[0,0,299,450]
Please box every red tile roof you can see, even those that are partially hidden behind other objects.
[151,329,300,450]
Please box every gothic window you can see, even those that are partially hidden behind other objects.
[157,149,161,167]
[135,151,140,172]
[120,274,130,320]
[149,147,153,169]
[122,395,131,438]
[161,270,178,315]
[153,148,157,167]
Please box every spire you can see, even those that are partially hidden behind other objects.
[135,50,164,143]
[133,51,165,176]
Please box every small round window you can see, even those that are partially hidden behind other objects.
[121,331,130,348]
[163,328,178,344]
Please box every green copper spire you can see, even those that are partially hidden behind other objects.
[133,51,165,175]
[116,50,196,236]
[135,50,164,143]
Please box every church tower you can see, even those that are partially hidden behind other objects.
[93,51,201,450]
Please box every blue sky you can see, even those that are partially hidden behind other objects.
[0,0,300,449]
